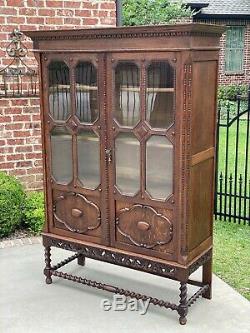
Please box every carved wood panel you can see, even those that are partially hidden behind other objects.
[116,204,173,249]
[52,190,101,237]
[114,201,174,260]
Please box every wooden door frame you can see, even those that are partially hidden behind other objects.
[106,51,180,261]
[41,52,110,246]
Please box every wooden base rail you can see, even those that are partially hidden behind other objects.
[44,247,210,325]
[187,285,210,307]
[51,269,179,311]
[51,253,79,271]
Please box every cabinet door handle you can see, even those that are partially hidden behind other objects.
[137,221,150,231]
[71,208,83,218]
[105,149,112,163]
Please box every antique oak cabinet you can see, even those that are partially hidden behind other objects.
[25,24,224,325]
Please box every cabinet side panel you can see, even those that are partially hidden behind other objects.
[191,61,217,155]
[188,158,214,252]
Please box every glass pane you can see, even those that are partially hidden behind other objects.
[146,135,173,199]
[146,62,174,129]
[75,62,99,123]
[48,61,71,121]
[225,49,244,72]
[226,27,244,48]
[77,130,100,189]
[115,132,140,195]
[51,127,72,184]
[114,62,140,127]
[225,27,244,72]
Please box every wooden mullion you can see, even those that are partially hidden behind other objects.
[140,60,146,197]
[69,60,78,187]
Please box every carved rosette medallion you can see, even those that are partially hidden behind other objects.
[116,204,173,249]
[53,192,101,234]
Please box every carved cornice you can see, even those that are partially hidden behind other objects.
[25,24,225,42]
[29,30,222,42]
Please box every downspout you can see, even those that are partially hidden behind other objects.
[116,0,122,26]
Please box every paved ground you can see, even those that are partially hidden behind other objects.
[0,244,249,333]
[0,236,41,249]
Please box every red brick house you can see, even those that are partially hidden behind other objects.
[186,0,250,85]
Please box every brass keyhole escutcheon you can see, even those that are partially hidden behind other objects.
[105,148,112,163]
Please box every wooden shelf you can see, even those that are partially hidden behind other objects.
[146,87,174,93]
[49,84,98,92]
[49,85,174,93]
[120,86,174,93]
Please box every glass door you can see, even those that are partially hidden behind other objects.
[107,53,177,259]
[42,54,107,245]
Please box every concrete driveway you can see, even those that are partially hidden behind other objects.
[0,243,249,333]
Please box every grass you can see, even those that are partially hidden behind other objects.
[213,220,250,300]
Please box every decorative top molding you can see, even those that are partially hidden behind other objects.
[24,23,225,42]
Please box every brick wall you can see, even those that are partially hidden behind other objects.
[194,18,250,86]
[0,0,116,190]
[0,97,42,189]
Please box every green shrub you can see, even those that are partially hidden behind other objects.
[218,84,248,101]
[23,191,45,234]
[0,172,25,238]
[123,0,192,26]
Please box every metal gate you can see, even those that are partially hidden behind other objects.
[214,86,250,225]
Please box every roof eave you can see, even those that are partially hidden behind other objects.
[194,13,250,20]
[186,3,209,10]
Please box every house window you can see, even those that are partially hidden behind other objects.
[225,26,245,73]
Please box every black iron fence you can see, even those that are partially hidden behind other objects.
[214,86,250,225]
